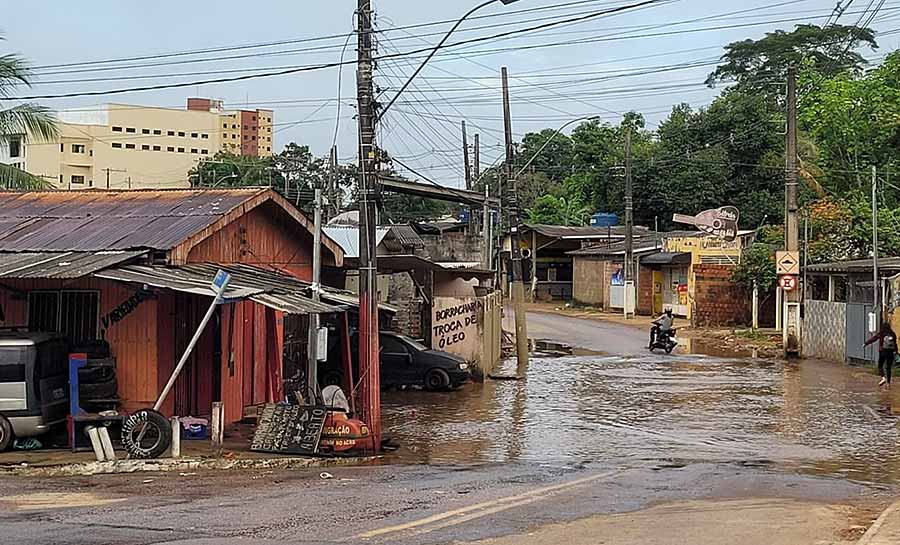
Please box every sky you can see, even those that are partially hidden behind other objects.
[4,0,900,188]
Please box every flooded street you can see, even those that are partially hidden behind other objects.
[384,312,900,488]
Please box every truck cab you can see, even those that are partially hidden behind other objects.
[0,332,70,451]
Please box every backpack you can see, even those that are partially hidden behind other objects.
[884,334,897,351]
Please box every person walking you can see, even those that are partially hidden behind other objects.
[865,321,897,388]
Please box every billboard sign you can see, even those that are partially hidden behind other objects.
[672,206,740,241]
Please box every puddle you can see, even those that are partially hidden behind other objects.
[382,353,900,487]
[1,492,126,511]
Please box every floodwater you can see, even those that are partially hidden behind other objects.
[382,353,900,486]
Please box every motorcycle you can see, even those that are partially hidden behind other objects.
[649,327,678,354]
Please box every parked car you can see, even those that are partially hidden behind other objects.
[0,332,70,451]
[321,331,471,391]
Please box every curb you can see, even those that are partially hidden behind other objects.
[857,500,900,545]
[0,455,376,477]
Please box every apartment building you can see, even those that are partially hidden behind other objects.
[1,99,275,189]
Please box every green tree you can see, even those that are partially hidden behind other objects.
[707,24,878,93]
[381,193,451,223]
[731,244,777,291]
[189,152,280,188]
[0,50,58,189]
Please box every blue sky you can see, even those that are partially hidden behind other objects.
[4,0,899,187]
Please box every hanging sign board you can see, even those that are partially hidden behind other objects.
[672,207,740,241]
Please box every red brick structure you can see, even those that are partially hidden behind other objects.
[638,266,653,315]
[692,265,750,326]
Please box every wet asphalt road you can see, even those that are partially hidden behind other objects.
[1,311,898,545]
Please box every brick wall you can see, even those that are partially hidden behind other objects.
[638,265,653,316]
[692,264,750,326]
[573,257,607,306]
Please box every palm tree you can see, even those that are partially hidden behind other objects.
[0,50,58,189]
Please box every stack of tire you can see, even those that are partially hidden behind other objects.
[74,341,119,412]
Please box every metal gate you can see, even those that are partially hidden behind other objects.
[845,303,877,363]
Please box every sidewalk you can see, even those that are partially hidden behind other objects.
[857,500,900,545]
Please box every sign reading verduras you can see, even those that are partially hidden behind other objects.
[250,404,327,455]
[672,206,740,241]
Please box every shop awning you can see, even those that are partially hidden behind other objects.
[0,250,146,279]
[641,252,692,266]
[94,263,345,315]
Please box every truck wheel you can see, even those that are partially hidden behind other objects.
[425,369,451,391]
[121,409,172,459]
[0,416,14,452]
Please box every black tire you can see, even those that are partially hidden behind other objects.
[79,377,118,400]
[78,365,116,384]
[0,416,14,452]
[121,409,172,459]
[665,344,675,354]
[424,368,451,391]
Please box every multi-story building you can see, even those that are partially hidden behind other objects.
[1,99,275,189]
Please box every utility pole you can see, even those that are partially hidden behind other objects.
[784,67,802,356]
[307,177,323,404]
[474,133,480,179]
[502,66,529,374]
[624,130,635,319]
[356,0,381,449]
[328,145,338,221]
[462,121,471,191]
[873,165,881,324]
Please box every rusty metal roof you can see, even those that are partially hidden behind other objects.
[0,250,146,279]
[0,189,267,252]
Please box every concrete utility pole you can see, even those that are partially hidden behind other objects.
[624,130,635,319]
[873,165,881,323]
[356,0,381,449]
[784,67,802,356]
[462,121,472,191]
[307,176,323,404]
[328,145,338,221]
[502,66,530,374]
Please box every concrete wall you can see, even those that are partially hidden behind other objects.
[430,293,501,379]
[572,257,608,307]
[692,264,749,326]
[421,233,484,263]
[804,300,847,362]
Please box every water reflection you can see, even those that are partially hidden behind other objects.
[382,354,900,486]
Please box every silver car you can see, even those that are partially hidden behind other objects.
[0,333,70,451]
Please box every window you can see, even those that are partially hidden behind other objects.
[201,133,209,139]
[71,175,85,185]
[177,147,185,153]
[153,129,162,135]
[112,126,123,132]
[112,143,122,149]
[60,144,64,152]
[810,276,829,301]
[28,291,100,343]
[243,125,248,130]
[125,143,136,149]
[223,123,228,129]
[126,127,136,133]
[59,174,63,183]
[141,144,150,151]
[168,130,175,136]
[142,129,150,135]
[267,147,271,152]
[232,134,237,139]
[71,144,86,154]
[153,145,161,151]
[8,136,21,158]
[190,132,198,138]
[251,136,256,141]
[232,124,237,129]
[178,131,186,137]
[834,276,848,303]
[243,135,248,140]
[167,146,175,152]
[190,148,198,154]
[380,336,407,355]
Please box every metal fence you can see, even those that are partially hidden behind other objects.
[803,300,847,362]
[846,302,877,363]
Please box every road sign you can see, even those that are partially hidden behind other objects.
[776,251,800,276]
[212,269,231,295]
[779,275,798,291]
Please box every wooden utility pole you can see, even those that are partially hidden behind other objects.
[873,166,881,323]
[356,0,381,448]
[624,130,635,318]
[784,67,801,356]
[473,133,480,178]
[462,121,471,191]
[502,66,529,374]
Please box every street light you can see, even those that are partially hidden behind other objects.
[214,173,238,187]
[515,115,600,178]
[378,0,520,120]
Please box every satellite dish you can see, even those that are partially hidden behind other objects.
[321,385,350,413]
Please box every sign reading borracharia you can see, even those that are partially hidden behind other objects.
[672,207,740,241]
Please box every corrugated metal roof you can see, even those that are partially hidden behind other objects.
[94,263,343,315]
[806,257,900,274]
[641,252,693,266]
[568,241,661,257]
[323,226,390,259]
[525,224,652,238]
[0,189,267,252]
[391,224,426,248]
[0,250,146,279]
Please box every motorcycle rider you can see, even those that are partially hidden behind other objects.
[650,309,675,348]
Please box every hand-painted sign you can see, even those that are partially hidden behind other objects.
[672,207,740,241]
[101,289,153,335]
[433,300,478,350]
[250,404,327,455]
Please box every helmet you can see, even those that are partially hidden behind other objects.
[665,309,673,316]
